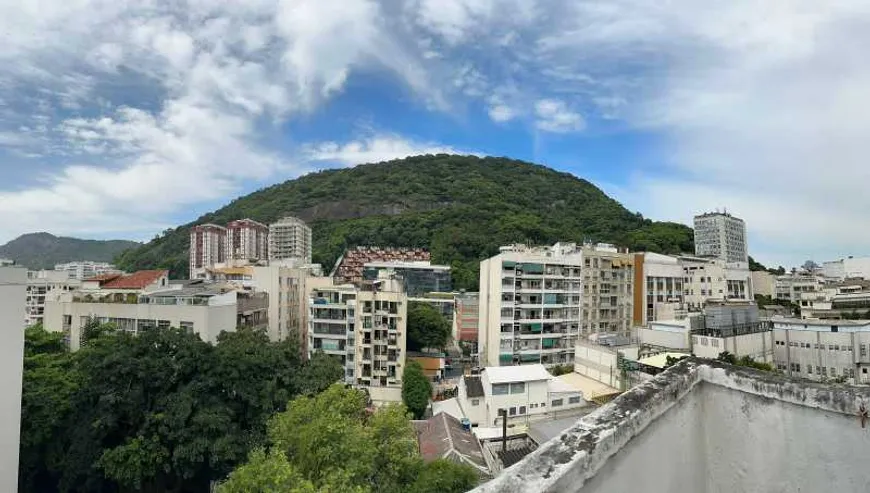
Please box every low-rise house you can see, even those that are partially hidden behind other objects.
[413,412,491,477]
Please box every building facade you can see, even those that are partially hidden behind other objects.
[25,270,81,326]
[362,261,451,296]
[54,261,122,280]
[751,270,776,297]
[822,256,870,281]
[693,211,748,264]
[633,253,685,324]
[479,244,584,368]
[0,267,26,491]
[226,219,268,262]
[579,244,634,338]
[268,216,312,264]
[454,292,480,344]
[772,319,870,384]
[190,224,227,277]
[774,274,825,304]
[308,278,408,403]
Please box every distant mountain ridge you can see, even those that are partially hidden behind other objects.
[0,233,140,270]
[115,154,695,290]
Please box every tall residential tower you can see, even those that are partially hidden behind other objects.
[693,211,748,264]
[269,216,312,264]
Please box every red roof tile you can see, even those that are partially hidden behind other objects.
[102,270,168,290]
[85,273,123,283]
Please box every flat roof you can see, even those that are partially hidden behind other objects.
[554,372,619,399]
[637,352,691,369]
[432,398,465,421]
[484,365,552,384]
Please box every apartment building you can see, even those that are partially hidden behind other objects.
[190,224,227,278]
[332,246,430,285]
[269,216,312,264]
[772,319,870,384]
[25,270,81,326]
[0,267,25,491]
[454,292,479,344]
[693,211,748,264]
[633,253,752,324]
[774,274,825,304]
[579,243,633,338]
[822,256,870,281]
[44,271,267,350]
[308,278,408,404]
[54,261,122,280]
[226,219,268,262]
[479,243,584,368]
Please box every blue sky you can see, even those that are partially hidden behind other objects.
[2,0,870,269]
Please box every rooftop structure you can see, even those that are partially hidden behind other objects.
[362,260,451,296]
[413,412,490,477]
[84,269,169,290]
[331,246,430,285]
[475,359,870,492]
[693,211,748,264]
[823,256,870,281]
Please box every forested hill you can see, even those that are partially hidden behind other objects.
[115,155,693,289]
[0,233,140,270]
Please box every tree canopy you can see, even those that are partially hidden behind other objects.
[219,384,477,493]
[115,155,695,289]
[407,301,451,352]
[402,361,433,420]
[19,325,341,492]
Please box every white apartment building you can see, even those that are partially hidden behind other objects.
[54,261,121,280]
[25,270,81,326]
[774,274,825,304]
[0,258,14,267]
[43,272,262,351]
[822,256,870,281]
[682,256,752,310]
[693,211,748,264]
[226,219,268,262]
[269,216,312,264]
[456,365,586,427]
[633,253,685,324]
[478,244,584,368]
[190,224,227,278]
[579,244,634,338]
[772,319,870,384]
[0,267,26,491]
[308,278,408,404]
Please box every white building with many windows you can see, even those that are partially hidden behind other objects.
[693,211,748,264]
[54,261,122,280]
[269,216,312,265]
[772,318,870,383]
[25,270,81,326]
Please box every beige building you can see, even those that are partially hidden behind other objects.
[190,224,227,278]
[0,267,26,491]
[579,244,634,338]
[226,219,268,262]
[751,270,776,297]
[25,270,81,327]
[269,216,312,264]
[43,270,267,350]
[308,278,408,404]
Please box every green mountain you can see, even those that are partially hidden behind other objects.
[115,155,694,289]
[0,233,140,270]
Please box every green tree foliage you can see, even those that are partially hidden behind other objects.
[115,155,694,289]
[402,361,433,420]
[19,325,341,492]
[548,364,574,376]
[716,351,774,372]
[219,384,476,493]
[407,301,451,351]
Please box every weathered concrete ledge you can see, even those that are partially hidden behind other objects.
[473,358,870,493]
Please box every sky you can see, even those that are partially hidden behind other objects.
[1,0,870,269]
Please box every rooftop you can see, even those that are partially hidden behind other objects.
[415,412,489,475]
[483,365,552,384]
[474,358,870,493]
[86,270,168,290]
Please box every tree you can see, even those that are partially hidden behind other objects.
[548,364,574,376]
[295,351,344,395]
[220,384,476,493]
[410,459,479,493]
[402,361,433,420]
[407,302,451,352]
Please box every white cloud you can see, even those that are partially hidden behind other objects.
[488,104,517,123]
[534,98,585,133]
[304,134,472,166]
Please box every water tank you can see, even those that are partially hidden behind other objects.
[461,418,471,431]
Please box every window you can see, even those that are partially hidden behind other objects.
[541,402,546,407]
[822,367,827,376]
[829,344,834,350]
[849,368,855,379]
[509,407,517,416]
[808,366,813,375]
[863,368,867,374]
[179,321,194,334]
[519,406,527,415]
[835,345,840,351]
[568,396,581,404]
[157,320,170,329]
[530,403,537,409]
[471,399,479,406]
[862,345,867,357]
[510,382,526,394]
[492,384,510,395]
[830,367,836,376]
[551,399,563,407]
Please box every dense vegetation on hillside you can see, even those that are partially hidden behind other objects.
[0,233,139,270]
[20,325,342,492]
[116,155,694,289]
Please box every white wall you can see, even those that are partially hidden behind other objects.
[0,267,26,491]
[574,343,621,388]
[638,322,690,350]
